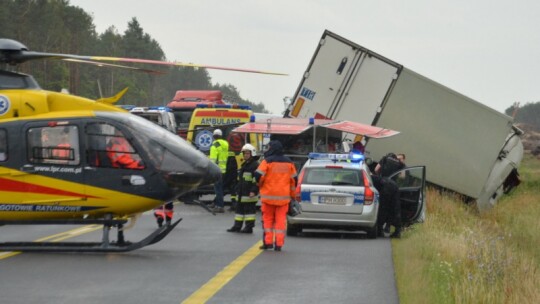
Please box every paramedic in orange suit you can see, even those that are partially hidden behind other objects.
[255,140,297,252]
[107,135,143,169]
[52,130,71,160]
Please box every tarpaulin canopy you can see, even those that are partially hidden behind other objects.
[322,121,399,138]
[232,118,399,138]
[231,118,331,135]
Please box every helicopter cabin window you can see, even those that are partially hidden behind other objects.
[86,123,144,170]
[27,126,80,165]
[0,129,7,161]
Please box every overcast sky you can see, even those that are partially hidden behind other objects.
[70,0,539,115]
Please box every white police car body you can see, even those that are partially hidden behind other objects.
[288,152,380,238]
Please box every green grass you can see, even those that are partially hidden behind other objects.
[393,154,540,304]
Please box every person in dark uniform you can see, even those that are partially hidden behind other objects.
[374,153,405,177]
[372,152,404,237]
[372,175,402,238]
[226,144,260,233]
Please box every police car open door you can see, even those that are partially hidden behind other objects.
[388,166,426,225]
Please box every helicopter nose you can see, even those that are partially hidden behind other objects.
[201,162,222,186]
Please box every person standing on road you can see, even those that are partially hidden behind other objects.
[226,144,260,234]
[153,201,174,227]
[209,129,229,213]
[255,140,297,251]
[372,175,402,238]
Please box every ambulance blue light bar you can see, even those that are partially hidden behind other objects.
[195,104,251,110]
[308,152,364,163]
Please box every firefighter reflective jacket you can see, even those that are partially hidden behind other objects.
[209,138,229,173]
[236,156,260,203]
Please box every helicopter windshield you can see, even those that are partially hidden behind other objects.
[95,111,207,172]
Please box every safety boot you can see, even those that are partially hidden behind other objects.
[274,246,282,252]
[227,221,242,232]
[259,243,273,250]
[240,221,254,234]
[390,227,402,239]
[212,207,225,213]
[239,227,253,234]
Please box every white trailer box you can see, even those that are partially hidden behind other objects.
[285,30,523,211]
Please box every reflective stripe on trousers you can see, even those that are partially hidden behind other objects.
[261,203,288,247]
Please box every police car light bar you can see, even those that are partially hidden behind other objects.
[308,152,364,162]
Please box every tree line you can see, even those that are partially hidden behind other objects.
[505,102,540,131]
[0,0,269,112]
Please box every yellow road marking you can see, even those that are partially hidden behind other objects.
[0,225,102,260]
[182,241,264,304]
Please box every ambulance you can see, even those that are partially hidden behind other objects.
[187,104,256,158]
[184,104,258,203]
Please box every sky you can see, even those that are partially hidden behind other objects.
[69,0,540,115]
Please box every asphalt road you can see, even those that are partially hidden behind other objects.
[0,203,399,304]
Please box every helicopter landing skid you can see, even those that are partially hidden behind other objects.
[0,218,182,253]
[192,199,216,215]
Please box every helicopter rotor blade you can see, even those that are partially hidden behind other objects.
[0,38,287,76]
[75,55,288,76]
[62,58,166,74]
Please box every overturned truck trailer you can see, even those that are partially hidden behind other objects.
[285,30,523,211]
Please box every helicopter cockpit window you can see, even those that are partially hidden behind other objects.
[86,123,144,170]
[27,126,80,165]
[0,129,7,162]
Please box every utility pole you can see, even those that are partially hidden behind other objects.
[511,101,520,119]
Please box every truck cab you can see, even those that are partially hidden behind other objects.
[167,90,225,139]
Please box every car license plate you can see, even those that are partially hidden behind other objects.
[319,196,346,205]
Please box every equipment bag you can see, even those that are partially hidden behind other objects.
[288,199,302,217]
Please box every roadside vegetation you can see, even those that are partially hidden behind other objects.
[393,154,540,304]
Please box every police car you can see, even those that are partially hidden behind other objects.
[288,152,380,238]
[288,152,427,238]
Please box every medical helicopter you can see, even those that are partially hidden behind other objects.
[0,38,284,252]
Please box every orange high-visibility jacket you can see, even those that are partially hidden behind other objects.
[256,160,297,206]
[107,137,143,169]
[52,143,71,159]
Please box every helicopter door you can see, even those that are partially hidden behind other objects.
[22,122,86,204]
[83,122,148,197]
[388,166,426,225]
